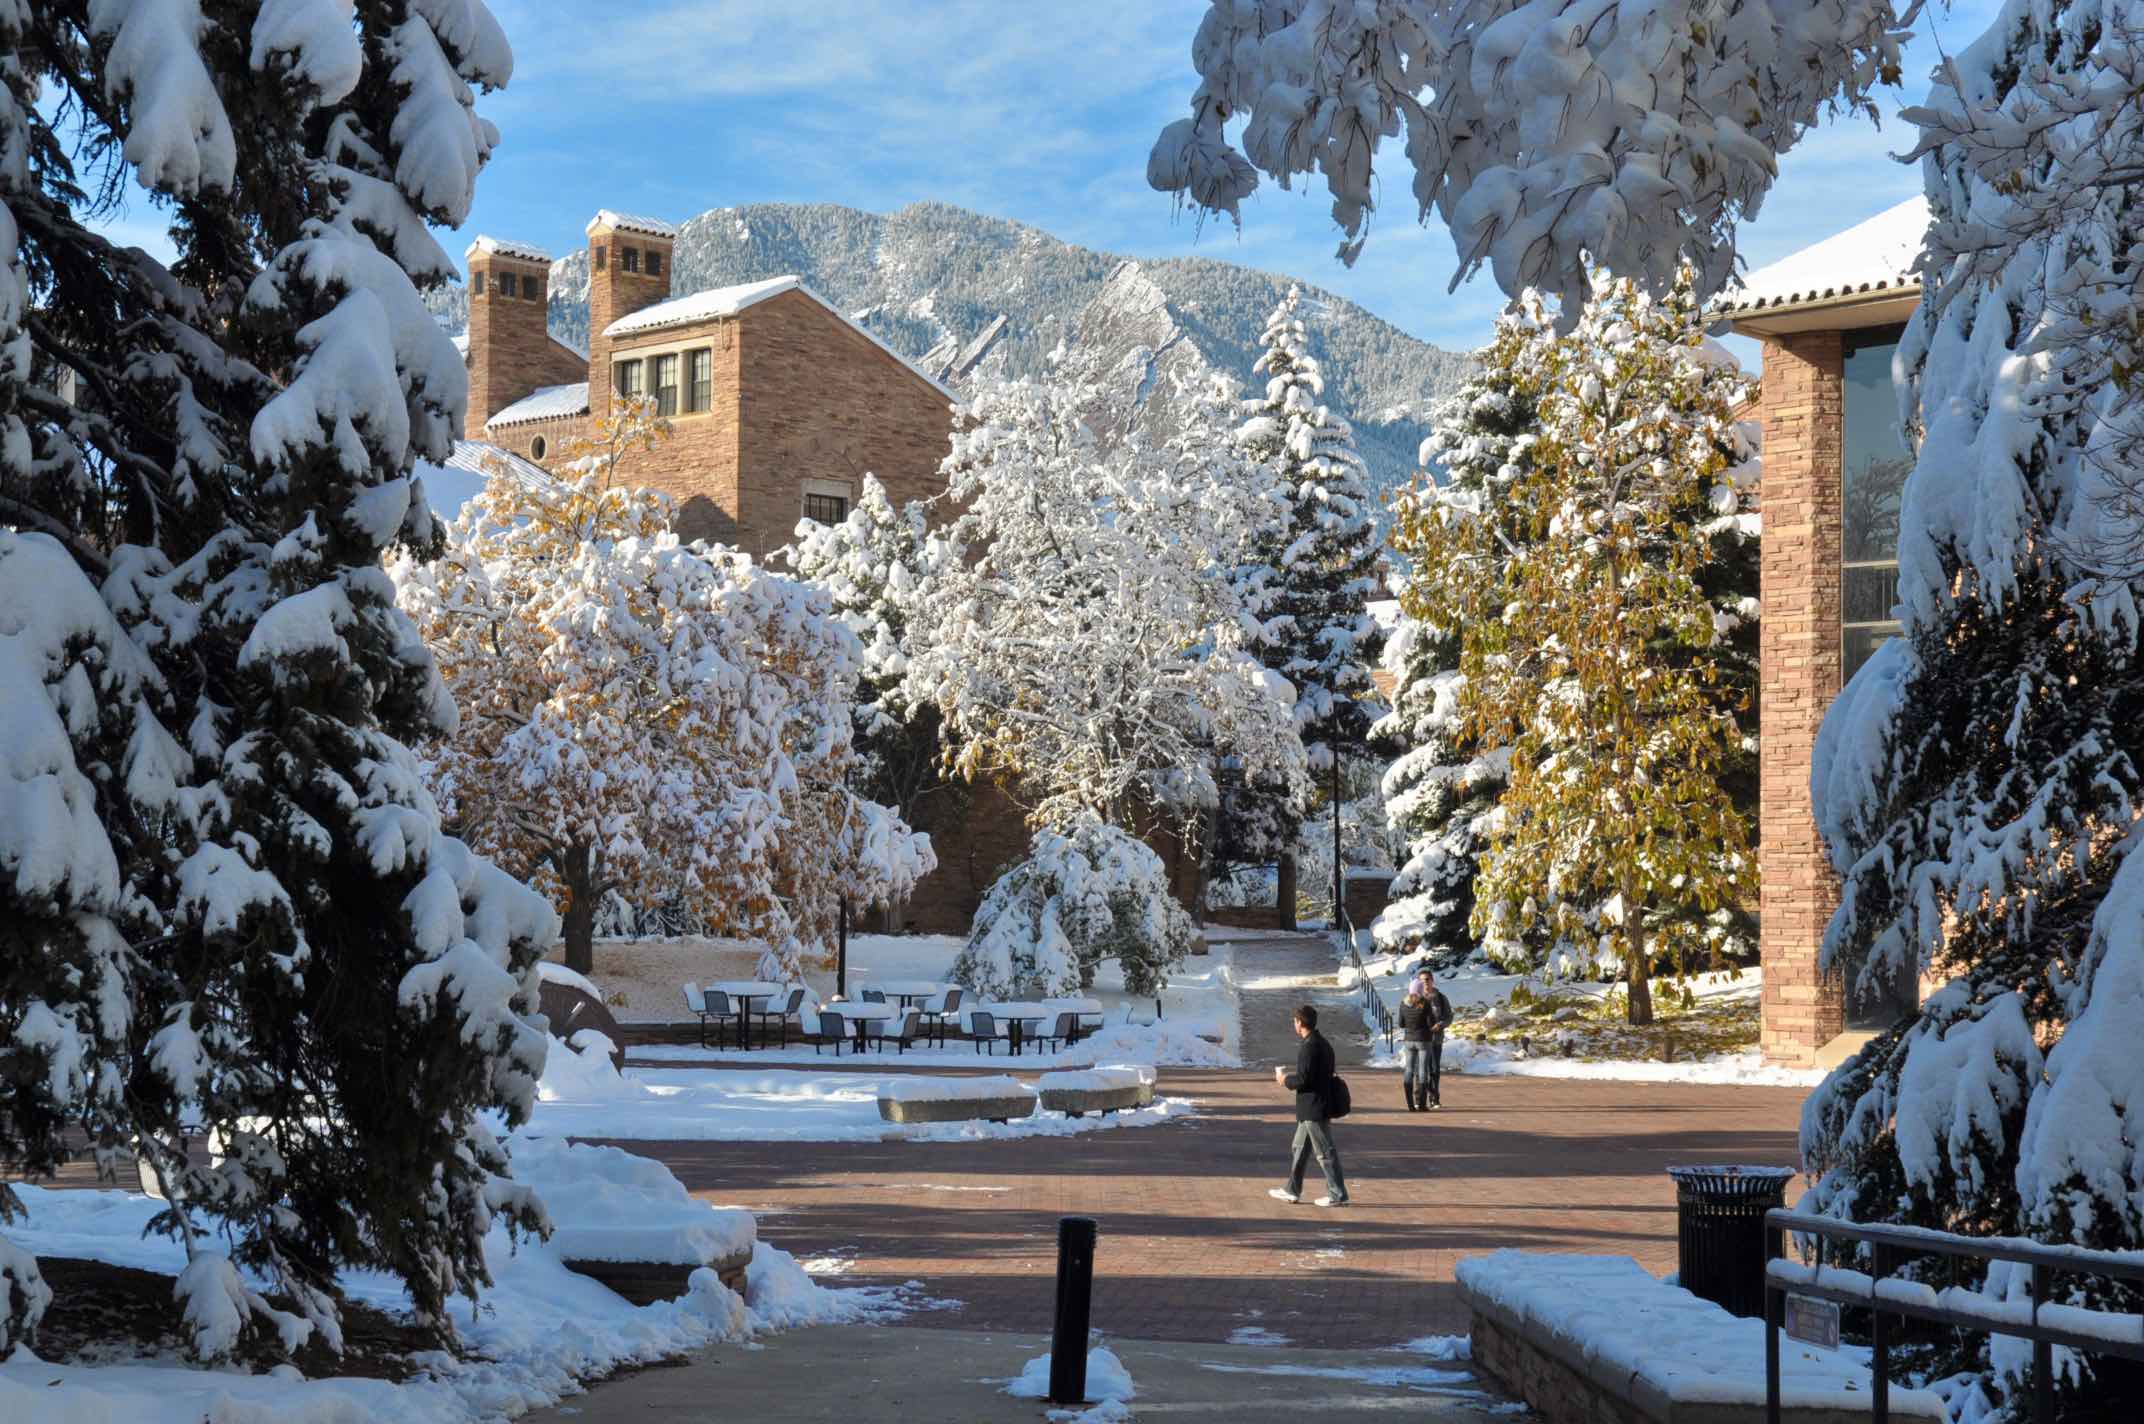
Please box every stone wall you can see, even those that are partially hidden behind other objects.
[465,248,582,435]
[1472,1315,1650,1424]
[1756,332,1847,1065]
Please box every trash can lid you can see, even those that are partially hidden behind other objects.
[1666,1164,1797,1199]
[1665,1164,1797,1180]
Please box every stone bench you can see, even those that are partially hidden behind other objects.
[1037,1067,1155,1118]
[877,1074,1036,1124]
[1457,1251,1944,1424]
[563,1245,752,1304]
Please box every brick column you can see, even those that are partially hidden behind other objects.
[1758,332,1848,1066]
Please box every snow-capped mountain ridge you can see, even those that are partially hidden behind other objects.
[431,200,1469,497]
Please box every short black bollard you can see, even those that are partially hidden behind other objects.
[1049,1216,1099,1405]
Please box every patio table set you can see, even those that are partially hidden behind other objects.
[677,979,1109,1056]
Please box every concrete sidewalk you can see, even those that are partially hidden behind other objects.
[522,1324,1520,1422]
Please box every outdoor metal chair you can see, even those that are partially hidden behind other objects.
[753,987,805,1048]
[920,987,963,1047]
[683,983,734,1049]
[814,1010,847,1056]
[968,1010,1006,1056]
[861,988,886,1003]
[870,1009,922,1055]
[1035,1011,1081,1053]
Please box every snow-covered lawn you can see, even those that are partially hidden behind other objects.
[560,932,1244,1068]
[1,1146,914,1424]
[1343,939,1823,1088]
[523,1050,1194,1144]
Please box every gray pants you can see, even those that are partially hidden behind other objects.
[1286,1119,1347,1201]
[1402,1040,1442,1106]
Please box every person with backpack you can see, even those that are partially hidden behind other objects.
[1268,1004,1350,1207]
[1397,968,1454,1111]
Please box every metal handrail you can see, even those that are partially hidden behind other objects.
[1331,901,1395,1052]
[1764,1207,2144,1424]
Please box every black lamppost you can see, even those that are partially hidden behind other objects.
[1330,748,1343,929]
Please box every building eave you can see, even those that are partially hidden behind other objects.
[1724,285,1921,338]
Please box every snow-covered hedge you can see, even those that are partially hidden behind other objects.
[952,819,1198,999]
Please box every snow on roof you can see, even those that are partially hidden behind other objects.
[419,441,562,521]
[586,209,678,239]
[605,277,954,400]
[486,382,589,427]
[466,234,553,264]
[1720,196,1928,315]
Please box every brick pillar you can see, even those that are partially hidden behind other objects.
[464,238,556,437]
[585,213,675,423]
[1758,332,1849,1066]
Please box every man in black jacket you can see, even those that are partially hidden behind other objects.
[1396,969,1454,1111]
[1267,1005,1349,1207]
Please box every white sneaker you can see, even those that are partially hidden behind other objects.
[1267,1188,1299,1204]
[1315,1196,1350,1208]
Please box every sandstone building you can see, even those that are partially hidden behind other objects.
[1721,197,1926,1068]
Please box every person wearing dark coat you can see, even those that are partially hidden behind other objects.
[1267,1004,1349,1206]
[1396,969,1453,1110]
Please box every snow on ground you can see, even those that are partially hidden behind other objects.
[1226,1324,1294,1346]
[576,933,1244,1068]
[1008,1342,1136,1423]
[1341,936,1824,1087]
[522,1038,1197,1143]
[1,1150,913,1424]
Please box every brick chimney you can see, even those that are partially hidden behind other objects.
[463,236,557,438]
[585,210,677,422]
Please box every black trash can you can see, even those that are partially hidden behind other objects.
[1666,1164,1795,1319]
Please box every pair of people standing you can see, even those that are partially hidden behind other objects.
[1397,968,1452,1111]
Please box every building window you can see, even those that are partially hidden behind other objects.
[803,487,850,525]
[1841,326,1910,686]
[687,349,712,412]
[646,250,663,277]
[621,247,640,274]
[530,435,548,460]
[525,276,543,302]
[498,271,517,298]
[472,271,485,295]
[614,359,643,400]
[594,246,606,271]
[652,354,679,416]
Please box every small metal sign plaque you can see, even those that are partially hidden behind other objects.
[1785,1294,1841,1350]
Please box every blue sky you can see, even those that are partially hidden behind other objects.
[101,2,2002,363]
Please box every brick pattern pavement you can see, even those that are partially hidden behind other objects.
[614,939,1806,1349]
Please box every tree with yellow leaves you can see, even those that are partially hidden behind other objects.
[1394,277,1759,1024]
[394,400,934,975]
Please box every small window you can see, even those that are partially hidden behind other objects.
[614,359,643,399]
[471,271,485,295]
[652,354,679,416]
[498,271,518,298]
[646,250,663,277]
[525,276,543,302]
[687,349,712,412]
[594,246,607,271]
[530,435,548,460]
[621,247,640,274]
[804,492,849,525]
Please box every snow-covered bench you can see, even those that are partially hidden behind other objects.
[876,1074,1036,1124]
[1037,1066,1155,1117]
[514,1138,757,1301]
[1456,1251,1944,1424]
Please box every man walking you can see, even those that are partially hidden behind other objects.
[1397,968,1454,1110]
[1268,1005,1349,1207]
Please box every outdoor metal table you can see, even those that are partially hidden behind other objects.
[867,979,947,1011]
[830,999,896,1051]
[707,980,783,1050]
[976,999,1103,1055]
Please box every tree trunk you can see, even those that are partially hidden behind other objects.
[1277,851,1298,931]
[561,841,597,974]
[1625,906,1655,1026]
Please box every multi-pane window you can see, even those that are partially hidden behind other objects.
[803,492,849,525]
[1841,327,1910,685]
[614,359,643,400]
[652,354,679,416]
[646,251,663,277]
[621,247,640,273]
[498,271,518,298]
[687,349,712,412]
[525,276,543,302]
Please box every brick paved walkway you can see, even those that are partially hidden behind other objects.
[603,938,1807,1349]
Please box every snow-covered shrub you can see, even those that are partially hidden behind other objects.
[394,409,933,980]
[952,820,1198,999]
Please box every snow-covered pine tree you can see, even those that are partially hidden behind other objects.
[1399,278,1758,1022]
[1228,288,1383,908]
[1,1,561,1360]
[1373,312,1539,960]
[396,405,934,981]
[1798,9,2144,1414]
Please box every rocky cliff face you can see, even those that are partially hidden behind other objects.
[431,200,1470,502]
